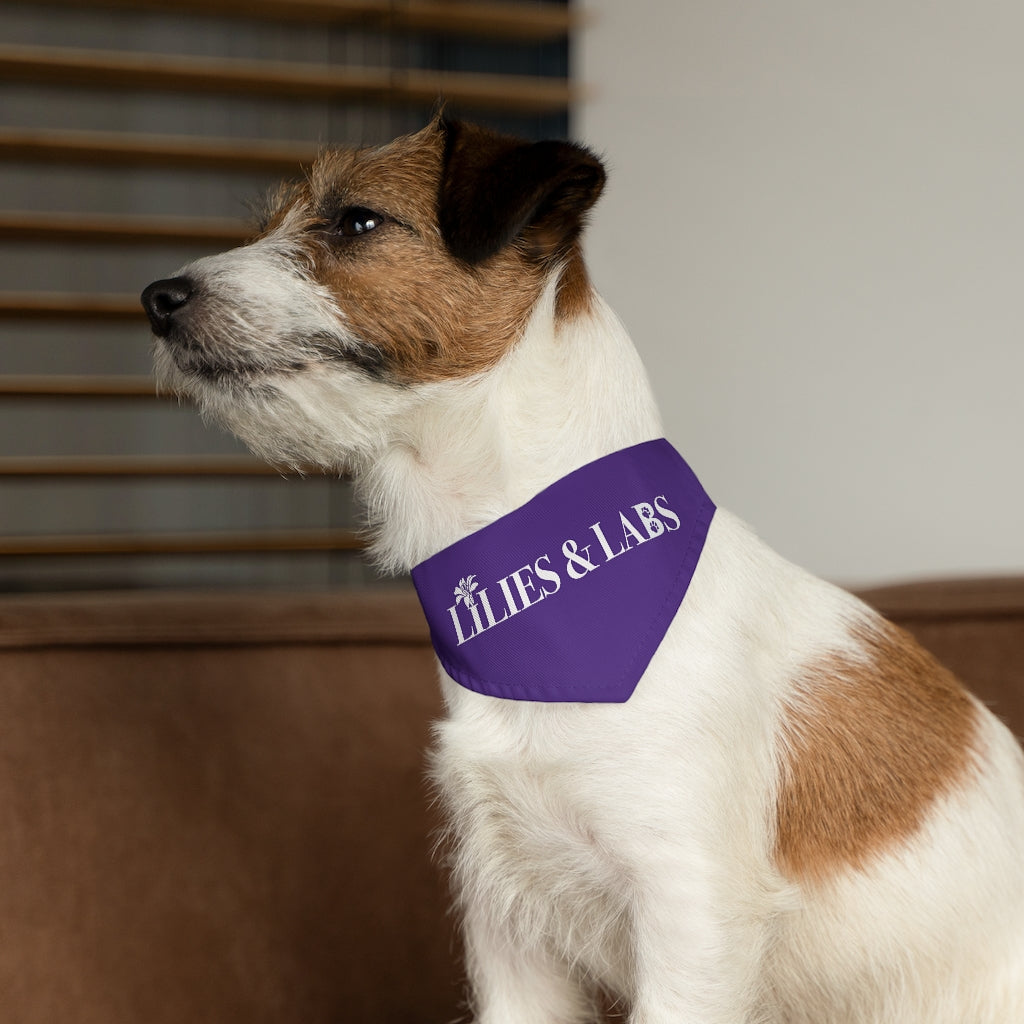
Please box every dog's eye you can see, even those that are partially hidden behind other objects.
[333,207,386,238]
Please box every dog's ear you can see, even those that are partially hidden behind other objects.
[438,118,606,266]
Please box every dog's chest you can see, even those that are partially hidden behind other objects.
[434,709,632,981]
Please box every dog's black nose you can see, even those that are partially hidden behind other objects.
[141,277,193,336]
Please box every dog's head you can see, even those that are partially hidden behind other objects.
[141,118,605,470]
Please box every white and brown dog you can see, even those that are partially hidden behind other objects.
[142,118,1024,1023]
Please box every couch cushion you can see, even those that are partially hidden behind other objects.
[0,588,461,1024]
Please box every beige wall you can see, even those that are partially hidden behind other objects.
[576,0,1024,585]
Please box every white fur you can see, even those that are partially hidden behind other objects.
[153,228,1024,1023]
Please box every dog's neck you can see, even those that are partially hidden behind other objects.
[359,278,665,573]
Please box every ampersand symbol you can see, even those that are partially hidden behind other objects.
[562,539,599,580]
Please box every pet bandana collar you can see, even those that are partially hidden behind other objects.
[410,439,716,703]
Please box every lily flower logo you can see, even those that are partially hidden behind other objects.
[453,575,479,609]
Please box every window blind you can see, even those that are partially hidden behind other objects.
[0,0,574,591]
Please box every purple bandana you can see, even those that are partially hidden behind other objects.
[410,439,715,703]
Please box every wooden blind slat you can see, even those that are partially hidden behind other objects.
[0,128,317,174]
[0,44,575,114]
[0,456,294,477]
[0,375,156,398]
[386,0,576,40]
[13,0,575,41]
[0,211,250,247]
[0,528,364,556]
[0,293,144,321]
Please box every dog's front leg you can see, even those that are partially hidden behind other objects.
[463,901,597,1024]
[625,862,775,1024]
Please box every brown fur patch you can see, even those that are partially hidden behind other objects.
[554,242,595,322]
[775,618,979,884]
[261,123,557,384]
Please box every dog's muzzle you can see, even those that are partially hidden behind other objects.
[141,277,194,337]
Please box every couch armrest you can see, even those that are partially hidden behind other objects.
[859,576,1024,738]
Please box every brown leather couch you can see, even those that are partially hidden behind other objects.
[0,579,1021,1023]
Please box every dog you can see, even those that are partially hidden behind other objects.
[142,117,1024,1023]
